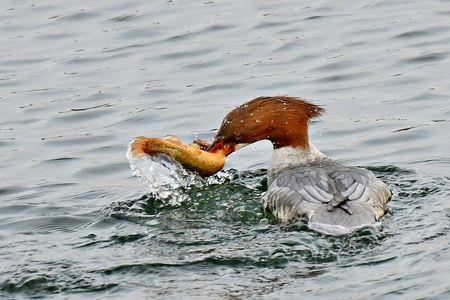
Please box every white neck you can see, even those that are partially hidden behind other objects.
[268,144,326,183]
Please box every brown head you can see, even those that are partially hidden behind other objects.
[208,96,324,154]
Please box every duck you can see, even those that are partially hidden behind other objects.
[205,96,391,235]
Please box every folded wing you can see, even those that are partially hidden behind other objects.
[264,165,391,223]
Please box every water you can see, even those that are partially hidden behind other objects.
[1,0,449,298]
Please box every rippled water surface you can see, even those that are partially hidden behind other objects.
[1,0,449,299]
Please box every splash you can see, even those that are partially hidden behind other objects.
[126,141,232,205]
[126,141,200,205]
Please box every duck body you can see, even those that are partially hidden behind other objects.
[265,146,391,235]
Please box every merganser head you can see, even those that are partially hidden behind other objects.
[208,96,324,155]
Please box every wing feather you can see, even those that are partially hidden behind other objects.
[304,185,331,203]
[265,164,391,223]
[348,183,365,200]
[341,181,358,198]
[298,188,322,204]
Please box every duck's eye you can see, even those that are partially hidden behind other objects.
[234,132,242,140]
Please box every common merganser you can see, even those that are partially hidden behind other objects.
[207,96,391,235]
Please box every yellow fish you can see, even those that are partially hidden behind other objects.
[129,136,231,176]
